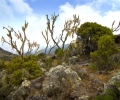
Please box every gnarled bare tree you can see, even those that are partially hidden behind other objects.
[1,21,40,60]
[43,13,80,52]
[111,21,120,32]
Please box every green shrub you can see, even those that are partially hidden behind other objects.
[24,55,37,61]
[94,94,114,100]
[45,57,53,70]
[10,69,23,85]
[55,48,64,58]
[36,53,46,59]
[77,22,113,54]
[94,85,120,100]
[0,60,6,71]
[5,56,42,86]
[89,63,96,69]
[91,35,119,71]
[5,57,23,74]
[22,60,42,79]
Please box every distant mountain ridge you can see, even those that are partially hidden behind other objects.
[0,47,17,60]
[36,44,70,55]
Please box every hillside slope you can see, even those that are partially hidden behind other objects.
[0,47,17,60]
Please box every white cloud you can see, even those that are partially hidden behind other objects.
[59,2,120,32]
[0,0,14,18]
[1,0,120,53]
[8,0,33,15]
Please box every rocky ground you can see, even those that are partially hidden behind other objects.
[1,55,120,100]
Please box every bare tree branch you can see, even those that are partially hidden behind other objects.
[1,21,39,60]
[42,28,50,54]
[60,14,80,50]
[46,13,60,48]
[111,21,120,32]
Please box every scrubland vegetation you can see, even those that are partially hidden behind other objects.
[1,13,120,100]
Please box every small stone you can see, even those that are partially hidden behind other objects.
[70,90,79,99]
[34,83,41,89]
[89,73,95,80]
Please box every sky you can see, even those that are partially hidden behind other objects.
[0,0,120,53]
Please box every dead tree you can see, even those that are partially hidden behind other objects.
[1,21,40,60]
[48,36,60,54]
[42,29,50,54]
[111,21,120,32]
[43,13,80,52]
[60,14,80,50]
[46,13,60,49]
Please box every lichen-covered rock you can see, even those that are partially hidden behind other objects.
[7,79,31,100]
[31,76,44,89]
[69,56,78,65]
[89,73,95,81]
[37,61,45,68]
[0,70,5,79]
[42,65,81,99]
[70,90,79,99]
[108,72,120,85]
[95,73,120,100]
[26,94,49,100]
[77,68,88,78]
[105,72,120,92]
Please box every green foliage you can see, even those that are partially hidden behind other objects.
[94,94,115,100]
[55,48,64,58]
[36,53,46,59]
[94,85,120,100]
[45,57,53,70]
[114,81,120,88]
[77,22,113,54]
[5,56,42,85]
[89,63,96,70]
[91,35,119,71]
[24,55,37,61]
[0,60,6,71]
[5,57,23,74]
[22,60,41,79]
[10,69,23,85]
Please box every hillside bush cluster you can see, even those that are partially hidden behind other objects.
[5,55,42,86]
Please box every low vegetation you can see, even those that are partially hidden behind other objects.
[1,13,120,100]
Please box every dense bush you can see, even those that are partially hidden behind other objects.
[0,60,6,71]
[77,22,113,54]
[24,55,37,61]
[94,85,120,100]
[55,48,64,58]
[44,57,53,70]
[91,35,119,71]
[36,53,46,59]
[5,56,42,85]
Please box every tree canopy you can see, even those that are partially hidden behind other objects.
[76,22,113,54]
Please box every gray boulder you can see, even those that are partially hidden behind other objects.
[69,56,78,65]
[7,79,31,100]
[42,65,81,99]
[77,68,88,78]
[108,72,120,85]
[0,70,6,79]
